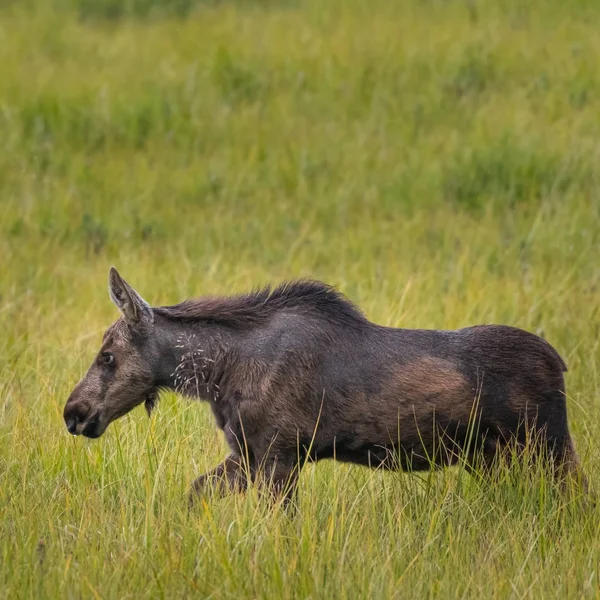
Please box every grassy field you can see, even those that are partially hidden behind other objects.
[1,0,600,597]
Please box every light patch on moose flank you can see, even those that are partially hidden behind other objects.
[393,357,473,414]
[172,333,218,400]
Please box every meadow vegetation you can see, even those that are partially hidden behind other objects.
[1,0,600,597]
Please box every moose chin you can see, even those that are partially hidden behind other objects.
[64,267,588,504]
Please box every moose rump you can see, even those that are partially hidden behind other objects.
[63,270,586,502]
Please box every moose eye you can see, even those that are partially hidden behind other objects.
[102,352,115,366]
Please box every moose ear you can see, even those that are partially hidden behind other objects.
[108,267,154,326]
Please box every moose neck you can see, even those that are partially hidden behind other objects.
[152,314,236,402]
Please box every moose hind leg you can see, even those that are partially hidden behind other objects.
[189,453,247,507]
[463,434,512,482]
[549,435,589,493]
[537,391,588,493]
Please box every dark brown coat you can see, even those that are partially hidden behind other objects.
[64,268,587,501]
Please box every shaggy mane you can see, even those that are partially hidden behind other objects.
[154,280,366,329]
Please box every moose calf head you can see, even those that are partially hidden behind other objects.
[63,268,160,438]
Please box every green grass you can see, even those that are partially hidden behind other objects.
[1,0,600,597]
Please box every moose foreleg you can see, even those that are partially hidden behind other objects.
[189,454,247,507]
[257,458,300,507]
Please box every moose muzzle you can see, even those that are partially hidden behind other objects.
[63,400,102,438]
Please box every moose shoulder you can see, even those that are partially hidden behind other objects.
[64,268,587,501]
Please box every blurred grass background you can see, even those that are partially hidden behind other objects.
[1,0,600,597]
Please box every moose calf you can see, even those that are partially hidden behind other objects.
[64,268,587,502]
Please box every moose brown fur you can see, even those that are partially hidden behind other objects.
[64,268,587,502]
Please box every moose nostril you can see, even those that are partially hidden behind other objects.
[66,417,78,435]
[64,401,91,436]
